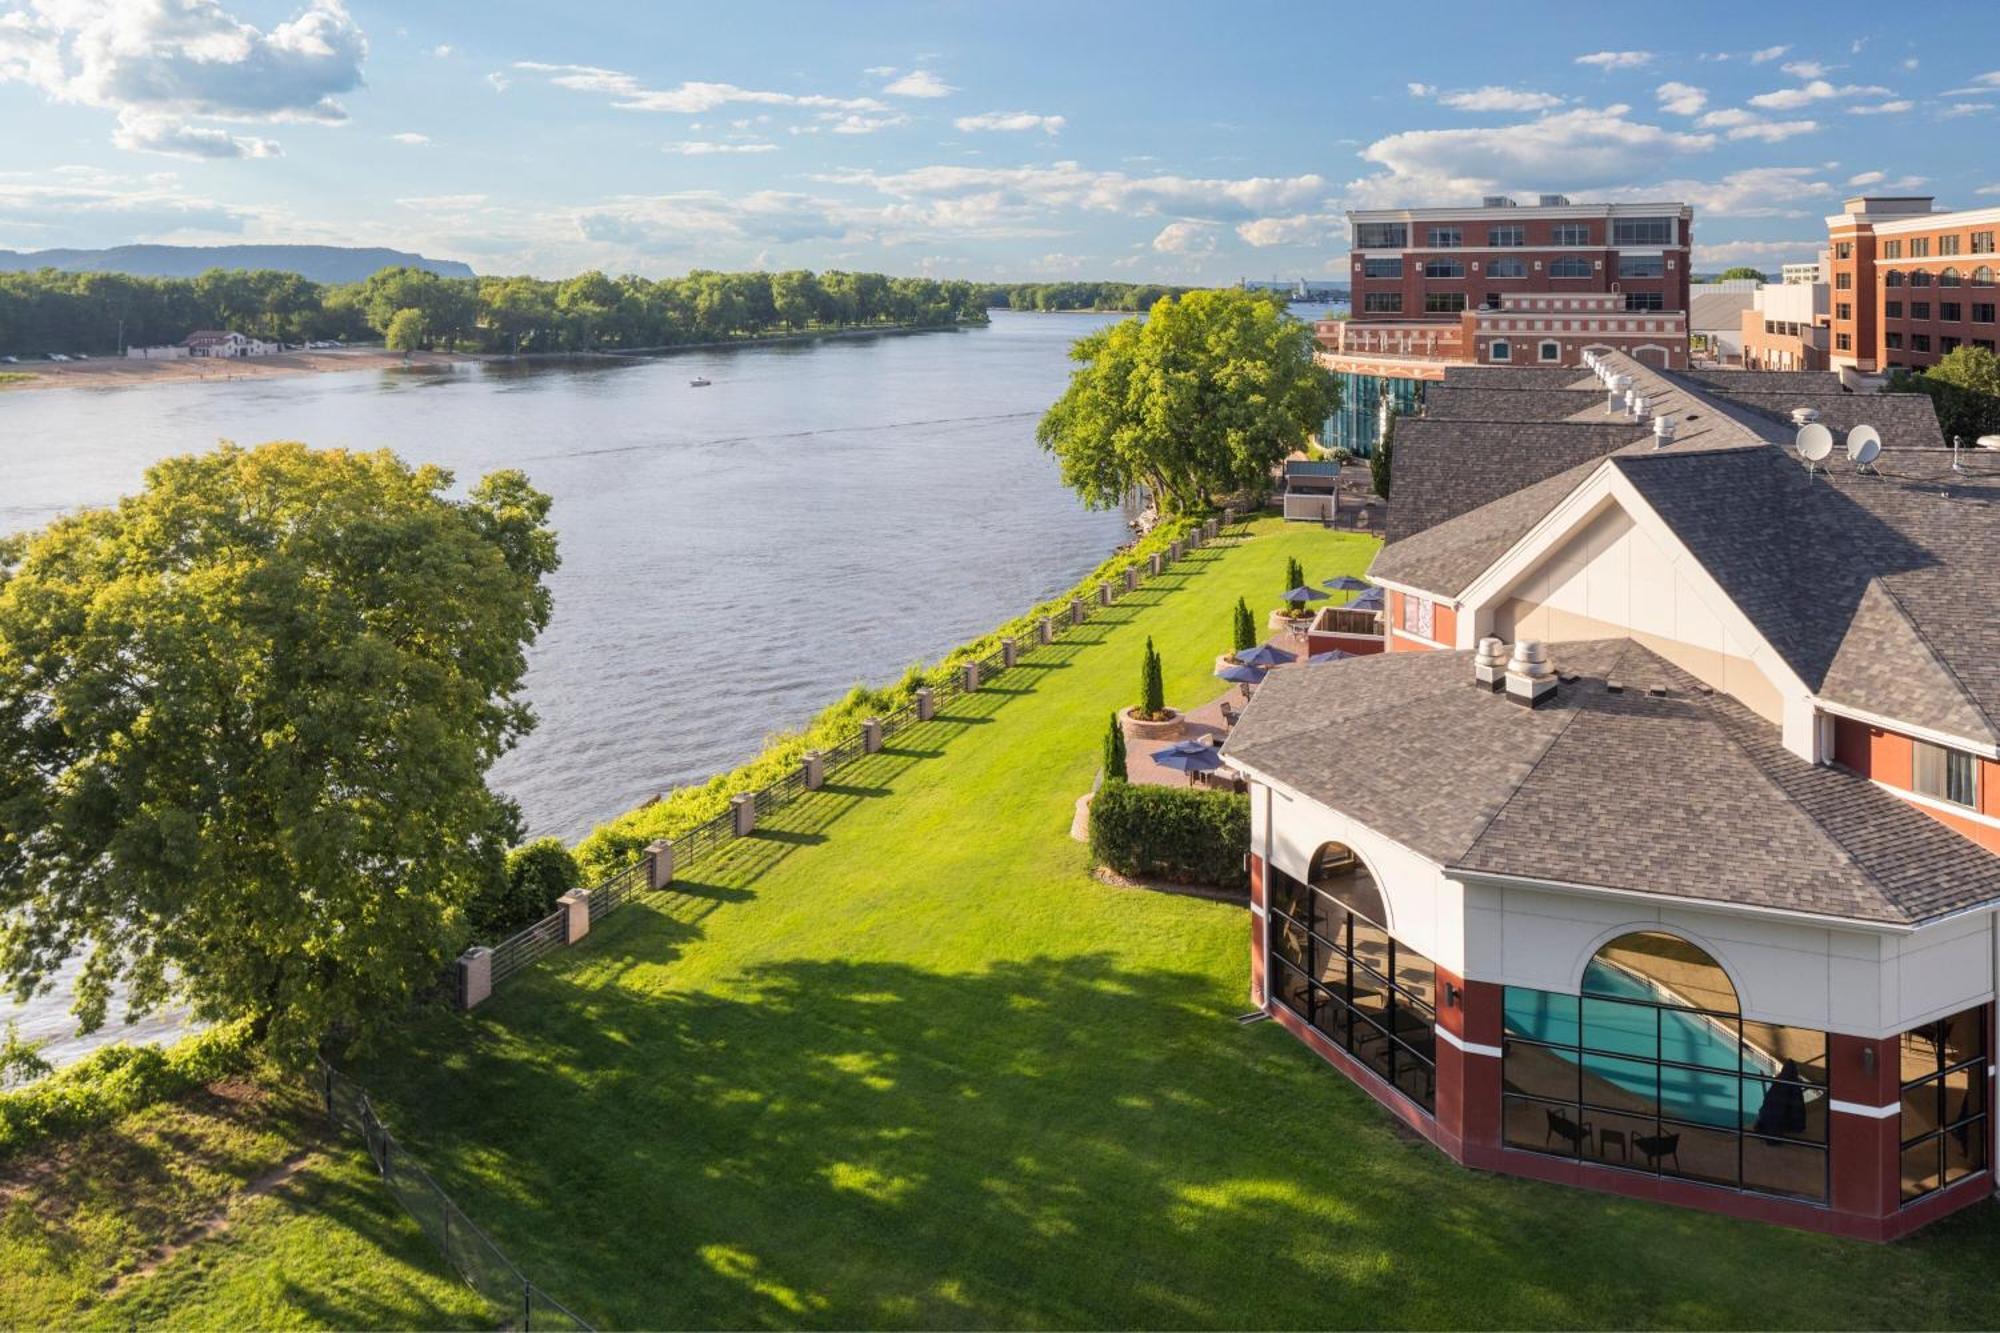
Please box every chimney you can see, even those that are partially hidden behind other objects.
[1653,415,1677,447]
[1505,640,1558,708]
[1473,637,1508,691]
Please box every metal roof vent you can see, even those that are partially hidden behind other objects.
[1654,415,1677,447]
[1473,637,1509,692]
[1483,195,1517,208]
[1790,406,1820,427]
[1539,194,1571,207]
[1505,640,1558,708]
[1631,393,1651,421]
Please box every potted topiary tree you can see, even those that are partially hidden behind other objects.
[1123,635,1183,739]
[1220,596,1258,674]
[1270,556,1316,630]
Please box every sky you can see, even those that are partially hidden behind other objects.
[0,0,1996,282]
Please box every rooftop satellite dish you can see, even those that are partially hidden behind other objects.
[1846,424,1882,467]
[1796,422,1834,464]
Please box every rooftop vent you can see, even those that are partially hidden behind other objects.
[1473,637,1509,692]
[1505,640,1558,708]
[1539,193,1571,207]
[1483,195,1518,208]
[1653,415,1677,447]
[1790,407,1820,427]
[1631,393,1651,422]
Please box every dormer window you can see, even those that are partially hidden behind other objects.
[1913,739,1978,809]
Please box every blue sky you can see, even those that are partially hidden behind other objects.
[1,0,1996,280]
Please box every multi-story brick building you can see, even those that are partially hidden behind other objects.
[1318,196,1694,453]
[1826,195,2000,376]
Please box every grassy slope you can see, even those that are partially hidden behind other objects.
[324,515,1996,1329]
[0,1078,490,1330]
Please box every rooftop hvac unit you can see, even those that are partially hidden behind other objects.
[1539,194,1571,207]
[1482,195,1518,208]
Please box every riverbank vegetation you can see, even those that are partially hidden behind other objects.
[981,281,1197,311]
[0,265,994,358]
[1038,289,1339,514]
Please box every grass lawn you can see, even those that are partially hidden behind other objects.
[0,1076,491,1330]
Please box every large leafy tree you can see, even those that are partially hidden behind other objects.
[1893,346,2000,445]
[0,444,558,1056]
[1036,290,1339,514]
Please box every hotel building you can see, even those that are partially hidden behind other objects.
[1319,197,1694,453]
[1827,195,2000,376]
[1226,352,1998,1237]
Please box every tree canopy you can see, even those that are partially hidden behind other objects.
[0,444,558,1056]
[1035,290,1338,514]
[1890,346,2000,445]
[1711,266,1767,283]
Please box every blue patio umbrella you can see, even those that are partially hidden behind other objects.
[1215,662,1266,684]
[1234,643,1296,668]
[1151,737,1226,785]
[1350,586,1385,611]
[1323,574,1371,593]
[1305,649,1356,664]
[1282,585,1330,605]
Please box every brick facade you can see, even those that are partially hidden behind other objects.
[1826,196,2000,374]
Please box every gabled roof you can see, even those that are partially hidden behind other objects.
[1436,365,1598,390]
[1680,368,1846,393]
[1223,640,2000,927]
[1690,289,1758,332]
[1420,386,1608,423]
[1371,353,2000,744]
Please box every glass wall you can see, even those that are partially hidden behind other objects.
[1502,931,1829,1201]
[1899,1005,1988,1203]
[1323,371,1426,457]
[1267,850,1436,1113]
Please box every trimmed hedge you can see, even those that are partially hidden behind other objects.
[0,1019,257,1159]
[574,511,1203,882]
[1089,779,1249,891]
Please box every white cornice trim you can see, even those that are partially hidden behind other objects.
[1390,627,1451,651]
[1449,866,1922,935]
[1816,697,2000,760]
[1436,1026,1503,1059]
[1829,1099,1901,1119]
[1871,779,2000,832]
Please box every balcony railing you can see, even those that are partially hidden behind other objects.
[1311,605,1384,639]
[1315,319,1468,363]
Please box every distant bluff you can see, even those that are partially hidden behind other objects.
[0,244,477,284]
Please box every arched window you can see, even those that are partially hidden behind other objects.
[1940,267,1963,287]
[1265,847,1437,1112]
[1974,266,1995,287]
[1884,269,1904,287]
[1549,257,1592,279]
[1910,269,1933,287]
[1585,930,1737,1014]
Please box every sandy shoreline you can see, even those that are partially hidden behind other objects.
[0,347,472,392]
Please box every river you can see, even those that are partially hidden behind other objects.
[0,310,1135,1061]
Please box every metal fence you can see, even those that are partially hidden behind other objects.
[317,1058,592,1331]
[467,516,1226,999]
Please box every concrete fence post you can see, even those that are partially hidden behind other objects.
[1149,551,1164,577]
[1038,616,1054,645]
[1187,528,1201,550]
[1123,567,1139,593]
[1001,637,1018,669]
[862,717,884,753]
[644,839,674,890]
[802,751,824,791]
[457,947,493,1010]
[961,660,981,692]
[1223,506,1236,528]
[1070,597,1086,626]
[1170,540,1184,561]
[558,888,591,944]
[731,792,757,837]
[1097,583,1113,607]
[916,686,935,721]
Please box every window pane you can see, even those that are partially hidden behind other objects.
[1657,1063,1740,1127]
[1742,1138,1827,1202]
[1504,988,1579,1045]
[1350,917,1391,973]
[1942,1006,1986,1066]
[1350,961,1392,1023]
[1944,1063,1984,1127]
[1902,1139,1943,1202]
[1269,868,1312,926]
[1944,1116,1987,1185]
[1588,1109,1662,1172]
[1586,931,1739,1013]
[1505,1040,1582,1101]
[1310,937,1347,993]
[1353,1014,1396,1081]
[1742,1021,1828,1086]
[1902,1080,1944,1141]
[1582,997,1657,1058]
[1902,1023,1946,1083]
[1394,1051,1436,1111]
[1505,1095,1581,1155]
[1273,957,1311,1019]
[1394,951,1437,1014]
[1660,1009,1741,1072]
[1658,1122,1738,1189]
[1582,1051,1659,1114]
[1310,990,1349,1046]
[1745,1077,1826,1143]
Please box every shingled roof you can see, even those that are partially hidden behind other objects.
[1223,640,2000,926]
[1372,352,2000,744]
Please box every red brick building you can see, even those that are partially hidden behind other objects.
[1827,195,2000,375]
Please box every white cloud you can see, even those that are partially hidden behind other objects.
[485,69,509,92]
[573,190,858,250]
[1436,85,1563,112]
[664,140,778,155]
[817,161,1330,224]
[514,62,887,114]
[431,44,452,58]
[1849,170,1886,186]
[396,193,486,210]
[1655,81,1707,115]
[1902,57,1919,70]
[1405,82,1434,97]
[1941,102,1995,118]
[1575,51,1652,70]
[0,0,368,157]
[1978,183,2000,197]
[1748,79,1892,109]
[0,165,259,239]
[882,69,954,98]
[1847,100,1913,115]
[862,64,897,78]
[1350,105,1713,204]
[1750,45,1789,63]
[1727,118,1819,142]
[821,111,909,135]
[1235,213,1341,247]
[110,111,280,159]
[1696,108,1756,128]
[389,131,430,145]
[953,111,1065,134]
[1780,60,1829,79]
[1150,220,1215,255]
[1692,238,1820,265]
[1599,166,1834,219]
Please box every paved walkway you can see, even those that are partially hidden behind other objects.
[1123,688,1248,790]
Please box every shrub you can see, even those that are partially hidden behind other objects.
[1089,781,1249,889]
[1232,597,1256,655]
[1103,712,1127,781]
[470,837,581,940]
[1138,637,1166,718]
[1371,408,1397,499]
[0,1019,257,1159]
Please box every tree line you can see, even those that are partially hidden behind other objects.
[0,265,998,358]
[982,282,1195,312]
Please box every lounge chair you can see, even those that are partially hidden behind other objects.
[1635,1132,1681,1169]
[1545,1108,1594,1152]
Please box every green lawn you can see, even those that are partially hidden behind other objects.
[328,512,2000,1330]
[0,1077,491,1330]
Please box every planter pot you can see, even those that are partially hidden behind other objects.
[1267,609,1314,633]
[1121,706,1184,740]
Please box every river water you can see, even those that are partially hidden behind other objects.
[0,310,1134,1060]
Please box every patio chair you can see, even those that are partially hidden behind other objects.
[1219,700,1238,727]
[1634,1132,1681,1170]
[1545,1108,1594,1153]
